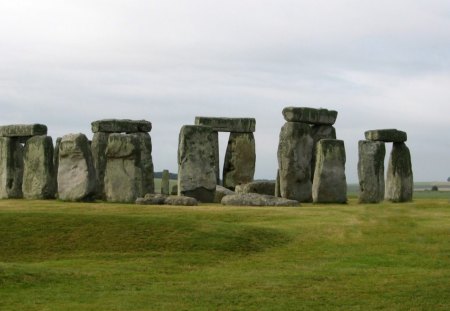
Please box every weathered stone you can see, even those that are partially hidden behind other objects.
[211,131,220,184]
[171,184,178,195]
[177,125,216,202]
[385,142,413,202]
[195,117,256,133]
[22,135,56,199]
[91,132,110,199]
[0,124,47,138]
[164,195,198,206]
[235,181,275,196]
[282,107,338,125]
[161,170,170,195]
[53,137,61,193]
[136,193,168,205]
[221,193,299,207]
[0,137,24,199]
[223,132,256,190]
[358,141,385,203]
[91,119,152,133]
[277,122,313,202]
[57,133,96,201]
[312,139,347,203]
[275,170,281,197]
[365,129,407,143]
[310,125,336,180]
[104,134,143,203]
[132,132,155,194]
[214,185,235,203]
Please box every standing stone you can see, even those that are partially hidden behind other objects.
[310,125,336,181]
[385,142,413,202]
[223,132,256,190]
[104,134,143,203]
[91,132,110,199]
[161,169,170,195]
[53,137,61,194]
[132,132,155,194]
[22,135,56,199]
[57,133,96,201]
[211,131,220,185]
[178,125,216,202]
[358,141,385,203]
[312,139,347,203]
[0,137,24,199]
[277,122,313,202]
[275,169,281,197]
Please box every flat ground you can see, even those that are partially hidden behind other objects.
[0,196,449,310]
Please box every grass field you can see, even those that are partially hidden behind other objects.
[1,196,449,310]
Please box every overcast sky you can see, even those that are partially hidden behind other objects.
[1,0,449,182]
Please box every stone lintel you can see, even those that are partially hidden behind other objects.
[282,107,338,125]
[365,129,407,143]
[91,119,152,133]
[0,124,47,138]
[195,117,256,133]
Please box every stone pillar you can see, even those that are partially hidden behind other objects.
[277,122,313,202]
[310,125,336,181]
[22,135,56,199]
[178,125,216,202]
[91,132,110,199]
[57,133,97,201]
[385,142,413,202]
[275,169,281,197]
[0,137,24,199]
[358,140,385,203]
[132,132,155,194]
[161,169,170,195]
[223,132,256,190]
[312,139,347,203]
[212,131,220,185]
[53,137,61,193]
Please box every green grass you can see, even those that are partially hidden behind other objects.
[1,199,449,310]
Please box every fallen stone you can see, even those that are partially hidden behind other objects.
[282,107,338,125]
[177,125,216,202]
[365,129,407,143]
[22,135,56,199]
[358,140,385,203]
[0,137,24,199]
[310,125,336,180]
[57,133,96,201]
[221,193,299,207]
[385,142,413,202]
[214,185,235,203]
[277,122,313,202]
[136,193,168,205]
[312,139,347,203]
[195,117,256,133]
[0,124,47,138]
[235,181,275,196]
[223,132,256,190]
[91,132,110,199]
[91,119,152,133]
[164,195,198,206]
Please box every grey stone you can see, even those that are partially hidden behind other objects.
[0,124,47,138]
[282,107,338,125]
[310,125,336,181]
[211,131,220,184]
[214,185,235,203]
[177,125,216,202]
[312,139,347,203]
[164,195,198,206]
[91,132,110,199]
[161,169,170,195]
[195,117,256,133]
[104,134,143,203]
[277,122,313,202]
[53,137,61,193]
[136,193,168,205]
[221,193,299,207]
[22,135,56,199]
[0,137,24,199]
[385,142,413,202]
[57,133,96,201]
[91,119,152,133]
[223,132,256,190]
[235,181,275,196]
[358,141,386,203]
[275,170,281,197]
[365,129,407,143]
[132,132,155,194]
[171,184,178,195]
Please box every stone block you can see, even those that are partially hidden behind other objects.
[0,137,24,199]
[365,129,407,143]
[0,124,47,138]
[385,142,413,202]
[161,170,170,195]
[91,119,152,133]
[282,107,338,125]
[195,117,256,132]
[221,193,299,207]
[91,132,110,199]
[310,125,337,180]
[358,141,385,203]
[235,181,275,196]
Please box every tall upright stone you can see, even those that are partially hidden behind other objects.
[161,169,170,195]
[104,134,144,203]
[178,125,216,202]
[358,141,385,203]
[212,131,220,184]
[53,137,61,194]
[22,135,56,199]
[0,137,24,199]
[223,132,256,190]
[91,132,110,199]
[277,122,313,202]
[57,133,96,201]
[312,139,347,203]
[275,169,281,197]
[385,142,413,202]
[132,132,155,194]
[310,125,336,181]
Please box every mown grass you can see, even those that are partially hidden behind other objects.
[0,198,449,310]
